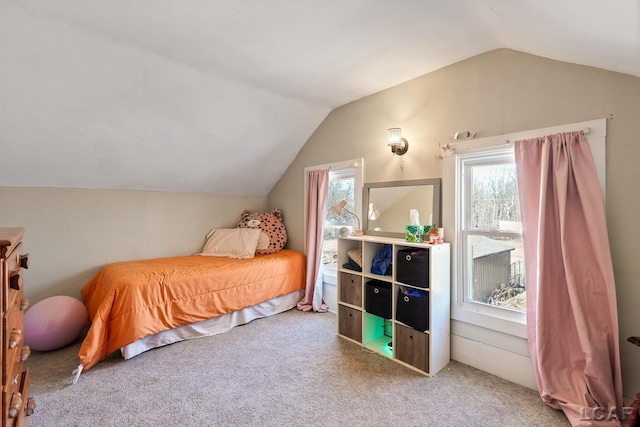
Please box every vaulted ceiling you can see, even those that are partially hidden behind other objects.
[1,0,638,195]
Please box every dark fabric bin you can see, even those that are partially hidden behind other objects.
[396,248,429,288]
[396,288,430,331]
[365,280,392,318]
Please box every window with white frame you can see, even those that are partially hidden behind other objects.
[305,160,363,283]
[322,166,361,271]
[459,148,526,319]
[444,118,606,337]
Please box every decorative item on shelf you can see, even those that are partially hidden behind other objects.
[330,200,363,236]
[387,127,409,155]
[405,225,425,243]
[406,208,424,242]
[428,225,444,244]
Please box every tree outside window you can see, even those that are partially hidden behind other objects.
[463,152,526,312]
[322,171,356,269]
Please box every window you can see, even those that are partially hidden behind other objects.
[460,149,525,317]
[322,166,361,270]
[305,159,363,283]
[444,118,606,337]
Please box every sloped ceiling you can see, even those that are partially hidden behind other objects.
[1,0,638,195]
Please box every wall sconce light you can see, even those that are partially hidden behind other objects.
[387,127,409,155]
[368,203,380,220]
[329,200,363,236]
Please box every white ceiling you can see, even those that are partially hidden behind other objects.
[1,0,638,195]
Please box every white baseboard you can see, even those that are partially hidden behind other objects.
[451,334,537,390]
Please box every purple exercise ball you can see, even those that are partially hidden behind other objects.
[23,295,88,351]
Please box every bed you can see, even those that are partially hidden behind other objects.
[77,248,306,373]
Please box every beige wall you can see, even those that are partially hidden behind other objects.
[0,187,267,303]
[269,49,640,396]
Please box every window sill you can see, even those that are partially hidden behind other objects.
[451,303,527,339]
[322,267,337,286]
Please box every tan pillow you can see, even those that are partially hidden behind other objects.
[347,249,363,268]
[199,228,261,259]
[256,232,270,251]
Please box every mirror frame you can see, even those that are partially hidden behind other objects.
[362,178,442,239]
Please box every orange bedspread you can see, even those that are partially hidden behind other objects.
[79,249,305,371]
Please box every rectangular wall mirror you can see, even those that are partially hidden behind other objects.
[362,178,441,238]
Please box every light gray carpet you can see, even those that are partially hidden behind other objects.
[25,309,569,426]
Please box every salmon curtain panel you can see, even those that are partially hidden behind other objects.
[297,169,329,312]
[515,131,623,425]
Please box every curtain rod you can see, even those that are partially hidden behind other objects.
[505,127,591,144]
[439,127,592,157]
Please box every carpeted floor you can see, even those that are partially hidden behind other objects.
[25,309,569,426]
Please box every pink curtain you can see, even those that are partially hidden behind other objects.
[297,169,329,313]
[515,131,623,426]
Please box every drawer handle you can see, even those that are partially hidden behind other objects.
[9,329,21,349]
[21,345,31,362]
[404,296,410,302]
[25,397,36,416]
[406,254,412,261]
[374,288,379,294]
[20,253,30,269]
[8,392,22,419]
[9,273,22,290]
[20,298,29,312]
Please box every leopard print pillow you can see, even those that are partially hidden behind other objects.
[237,209,287,254]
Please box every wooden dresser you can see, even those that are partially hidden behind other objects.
[0,228,35,426]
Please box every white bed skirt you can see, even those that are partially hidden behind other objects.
[121,289,304,360]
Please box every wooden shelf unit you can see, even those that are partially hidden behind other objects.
[336,235,450,376]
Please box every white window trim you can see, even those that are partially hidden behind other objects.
[456,148,526,335]
[304,158,363,283]
[443,118,606,338]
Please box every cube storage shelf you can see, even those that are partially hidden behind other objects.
[337,235,450,376]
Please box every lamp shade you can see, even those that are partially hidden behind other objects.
[329,200,362,236]
[386,127,409,155]
[368,203,380,220]
[387,128,402,146]
[330,200,347,216]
